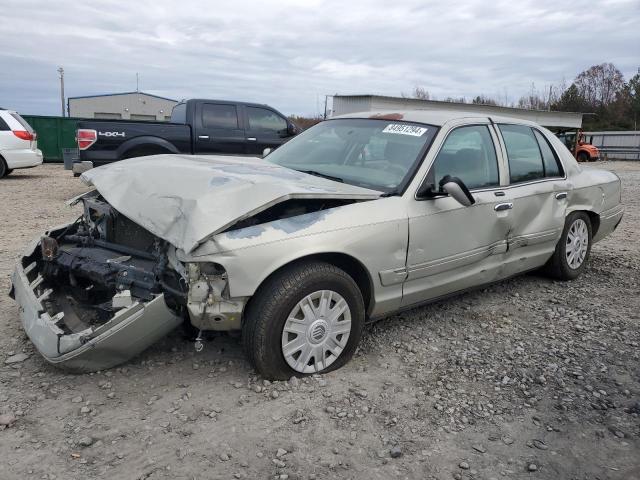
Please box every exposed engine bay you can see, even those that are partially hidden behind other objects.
[24,192,188,335]
[17,191,354,343]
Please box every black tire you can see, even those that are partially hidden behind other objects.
[544,212,592,280]
[577,152,589,162]
[0,157,7,178]
[242,261,365,380]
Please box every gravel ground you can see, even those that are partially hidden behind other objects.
[0,163,638,480]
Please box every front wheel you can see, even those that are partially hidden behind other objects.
[0,157,8,178]
[242,261,365,380]
[544,212,592,280]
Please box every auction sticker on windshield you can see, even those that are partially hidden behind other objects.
[382,124,428,136]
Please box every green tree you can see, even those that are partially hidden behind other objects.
[552,84,588,112]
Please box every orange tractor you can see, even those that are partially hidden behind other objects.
[556,129,600,162]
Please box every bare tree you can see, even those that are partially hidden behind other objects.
[628,72,640,130]
[574,63,625,108]
[472,95,498,106]
[401,86,431,100]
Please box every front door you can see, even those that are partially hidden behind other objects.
[402,122,512,307]
[243,106,291,155]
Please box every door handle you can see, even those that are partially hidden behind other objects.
[198,135,210,140]
[555,192,568,200]
[494,202,513,211]
[246,137,257,141]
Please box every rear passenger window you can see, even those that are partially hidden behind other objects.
[202,104,239,129]
[499,124,545,183]
[499,124,564,182]
[431,125,499,189]
[533,130,563,177]
[10,113,34,132]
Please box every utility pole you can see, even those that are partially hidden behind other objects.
[57,67,65,117]
[136,73,139,92]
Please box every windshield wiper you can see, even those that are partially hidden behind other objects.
[298,170,344,183]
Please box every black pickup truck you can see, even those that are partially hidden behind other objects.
[73,99,299,174]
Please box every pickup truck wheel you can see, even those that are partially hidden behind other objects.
[544,212,592,280]
[243,261,365,380]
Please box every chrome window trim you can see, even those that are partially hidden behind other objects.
[412,120,504,200]
[494,122,568,185]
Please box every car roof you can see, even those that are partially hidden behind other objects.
[333,109,541,128]
[182,99,272,109]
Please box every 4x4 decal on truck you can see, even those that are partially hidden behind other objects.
[98,131,126,138]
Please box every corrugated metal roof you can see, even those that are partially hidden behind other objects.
[332,94,584,128]
[68,91,178,102]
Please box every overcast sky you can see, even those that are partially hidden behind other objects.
[1,0,639,116]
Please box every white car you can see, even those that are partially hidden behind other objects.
[0,108,43,178]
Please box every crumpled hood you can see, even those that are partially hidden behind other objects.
[81,154,380,253]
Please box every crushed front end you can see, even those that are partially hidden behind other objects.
[9,191,188,371]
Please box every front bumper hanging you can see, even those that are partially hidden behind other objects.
[10,238,182,372]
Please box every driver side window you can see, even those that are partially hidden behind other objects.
[431,125,499,190]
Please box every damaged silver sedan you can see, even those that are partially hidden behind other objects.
[10,111,623,379]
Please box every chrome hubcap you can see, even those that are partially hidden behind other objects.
[566,218,589,269]
[281,290,351,374]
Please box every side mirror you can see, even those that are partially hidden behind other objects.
[262,147,272,158]
[439,175,475,206]
[287,123,298,136]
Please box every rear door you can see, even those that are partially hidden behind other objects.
[194,103,246,154]
[243,105,291,155]
[495,124,570,275]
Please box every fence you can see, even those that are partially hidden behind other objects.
[583,131,640,161]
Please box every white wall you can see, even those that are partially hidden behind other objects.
[68,93,178,121]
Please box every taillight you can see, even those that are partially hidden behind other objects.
[76,129,97,150]
[13,130,34,141]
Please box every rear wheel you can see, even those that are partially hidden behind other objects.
[544,212,592,280]
[577,151,589,162]
[242,261,365,380]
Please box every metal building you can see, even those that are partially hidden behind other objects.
[584,131,640,160]
[67,92,178,121]
[331,94,584,129]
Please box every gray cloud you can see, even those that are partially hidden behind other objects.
[1,0,638,116]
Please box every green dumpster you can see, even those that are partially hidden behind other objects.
[21,115,85,163]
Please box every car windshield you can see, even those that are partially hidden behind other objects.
[266,118,437,192]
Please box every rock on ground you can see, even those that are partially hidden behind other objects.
[0,163,639,479]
